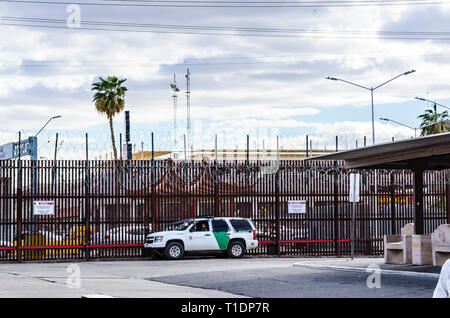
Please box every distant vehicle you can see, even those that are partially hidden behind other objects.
[91,225,149,245]
[255,222,312,254]
[144,217,258,260]
[256,223,310,241]
[90,224,149,257]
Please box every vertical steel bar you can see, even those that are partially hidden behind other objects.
[151,133,156,233]
[214,136,219,216]
[85,133,90,260]
[275,137,280,257]
[414,167,424,235]
[390,172,397,235]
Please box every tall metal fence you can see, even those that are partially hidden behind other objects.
[0,159,449,262]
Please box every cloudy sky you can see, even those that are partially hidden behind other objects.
[0,0,450,159]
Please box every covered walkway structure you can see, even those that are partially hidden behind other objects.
[306,132,450,235]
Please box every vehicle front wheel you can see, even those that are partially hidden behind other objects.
[227,241,245,258]
[164,242,184,260]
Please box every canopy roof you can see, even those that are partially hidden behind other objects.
[306,132,450,170]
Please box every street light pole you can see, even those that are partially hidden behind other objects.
[381,117,449,137]
[371,88,374,143]
[326,70,416,145]
[35,115,62,137]
[379,117,417,138]
[415,97,450,111]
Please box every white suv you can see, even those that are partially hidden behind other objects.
[144,217,258,260]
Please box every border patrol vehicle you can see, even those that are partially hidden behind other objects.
[144,217,258,260]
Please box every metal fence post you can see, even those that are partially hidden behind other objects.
[334,136,340,256]
[150,132,156,233]
[390,172,397,235]
[85,133,91,260]
[333,165,340,256]
[275,167,281,257]
[16,132,22,262]
[413,165,425,235]
[246,135,250,186]
[214,135,219,216]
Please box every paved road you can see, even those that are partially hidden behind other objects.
[0,257,439,298]
[150,265,437,298]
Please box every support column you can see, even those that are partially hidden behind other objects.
[446,171,450,224]
[390,172,396,235]
[413,168,424,235]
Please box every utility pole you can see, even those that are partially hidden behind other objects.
[171,74,180,150]
[124,111,132,160]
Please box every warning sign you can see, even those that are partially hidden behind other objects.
[33,201,55,216]
[288,200,307,214]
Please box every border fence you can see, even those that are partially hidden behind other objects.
[0,159,449,262]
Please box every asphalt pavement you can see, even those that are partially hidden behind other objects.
[149,260,438,298]
[0,257,441,298]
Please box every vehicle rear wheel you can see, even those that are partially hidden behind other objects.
[164,242,184,260]
[227,241,245,258]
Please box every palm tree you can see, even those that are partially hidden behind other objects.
[418,103,449,136]
[92,76,128,161]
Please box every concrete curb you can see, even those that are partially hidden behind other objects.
[293,263,441,279]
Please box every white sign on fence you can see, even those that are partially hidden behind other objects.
[349,173,360,203]
[33,201,55,216]
[288,200,307,214]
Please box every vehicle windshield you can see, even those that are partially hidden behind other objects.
[172,219,194,231]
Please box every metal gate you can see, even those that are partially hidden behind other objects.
[0,159,449,261]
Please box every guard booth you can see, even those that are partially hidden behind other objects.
[306,133,450,262]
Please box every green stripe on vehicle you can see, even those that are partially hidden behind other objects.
[213,232,230,250]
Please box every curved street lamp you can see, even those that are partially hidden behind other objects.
[414,97,450,111]
[379,117,417,137]
[380,117,450,138]
[35,115,62,137]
